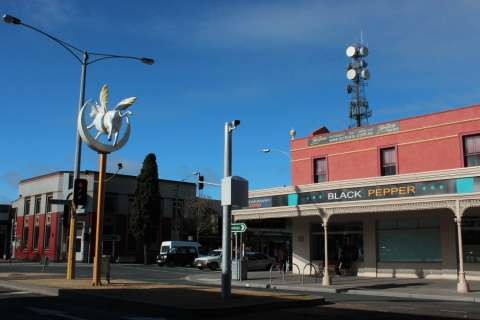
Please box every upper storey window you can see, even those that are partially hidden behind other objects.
[24,197,31,216]
[34,195,42,214]
[314,158,327,183]
[380,147,397,176]
[464,134,480,167]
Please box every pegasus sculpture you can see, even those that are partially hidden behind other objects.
[87,84,136,146]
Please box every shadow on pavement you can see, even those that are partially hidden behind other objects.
[0,292,468,320]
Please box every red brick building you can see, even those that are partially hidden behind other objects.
[291,104,480,184]
[11,171,198,263]
[235,104,480,293]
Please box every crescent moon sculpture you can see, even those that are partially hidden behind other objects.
[77,84,134,154]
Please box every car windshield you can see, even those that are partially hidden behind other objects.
[208,250,221,256]
[160,246,169,253]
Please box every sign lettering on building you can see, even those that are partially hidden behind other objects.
[247,177,480,208]
[308,121,400,146]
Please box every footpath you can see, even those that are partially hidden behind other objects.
[187,271,480,303]
[0,272,324,316]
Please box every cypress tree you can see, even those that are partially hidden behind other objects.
[130,153,160,264]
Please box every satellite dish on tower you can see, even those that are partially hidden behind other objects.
[346,45,357,58]
[346,68,357,80]
[360,68,370,80]
[358,46,369,57]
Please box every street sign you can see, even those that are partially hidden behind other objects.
[49,199,70,205]
[231,223,247,233]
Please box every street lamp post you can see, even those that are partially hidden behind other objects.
[3,14,154,280]
[221,120,240,299]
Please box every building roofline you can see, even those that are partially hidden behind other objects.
[301,103,480,141]
[19,170,196,186]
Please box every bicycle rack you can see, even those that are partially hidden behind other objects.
[269,262,301,286]
[301,263,320,284]
[269,263,282,286]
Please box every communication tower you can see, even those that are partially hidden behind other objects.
[346,43,371,127]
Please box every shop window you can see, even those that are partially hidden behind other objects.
[34,195,42,214]
[24,197,30,216]
[463,134,480,167]
[311,222,363,262]
[46,193,53,213]
[44,224,51,249]
[380,147,396,176]
[462,216,480,263]
[377,217,441,262]
[313,158,327,183]
[22,225,29,248]
[33,226,40,249]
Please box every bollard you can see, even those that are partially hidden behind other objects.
[102,255,111,284]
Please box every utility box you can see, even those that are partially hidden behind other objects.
[221,176,249,207]
[232,259,248,281]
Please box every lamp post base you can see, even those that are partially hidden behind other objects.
[457,272,470,293]
[322,272,331,286]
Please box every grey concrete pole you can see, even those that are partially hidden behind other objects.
[221,122,232,299]
[74,51,88,183]
[67,51,88,279]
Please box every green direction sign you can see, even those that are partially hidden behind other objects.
[231,223,247,233]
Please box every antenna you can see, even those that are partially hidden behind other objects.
[345,41,371,127]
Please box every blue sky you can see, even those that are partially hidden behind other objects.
[2,0,480,202]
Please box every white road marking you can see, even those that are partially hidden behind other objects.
[27,307,87,320]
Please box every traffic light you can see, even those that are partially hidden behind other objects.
[73,178,88,206]
[63,204,70,228]
[198,175,204,190]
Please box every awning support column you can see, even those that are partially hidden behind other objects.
[322,219,331,286]
[455,200,470,293]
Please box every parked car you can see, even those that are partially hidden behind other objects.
[194,249,222,270]
[157,241,201,267]
[244,252,275,271]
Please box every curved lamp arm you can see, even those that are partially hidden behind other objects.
[261,147,291,159]
[2,14,155,66]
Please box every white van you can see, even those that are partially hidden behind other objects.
[156,241,201,266]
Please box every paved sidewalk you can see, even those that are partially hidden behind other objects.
[187,271,480,303]
[0,273,324,315]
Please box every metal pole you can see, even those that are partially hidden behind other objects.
[66,51,88,280]
[66,204,76,279]
[221,122,232,299]
[322,220,331,286]
[455,201,469,293]
[92,153,107,286]
[239,232,243,282]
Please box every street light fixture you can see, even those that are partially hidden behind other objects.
[261,147,290,159]
[3,13,154,280]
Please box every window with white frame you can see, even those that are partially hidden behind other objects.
[380,147,397,176]
[313,158,327,183]
[464,134,480,167]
